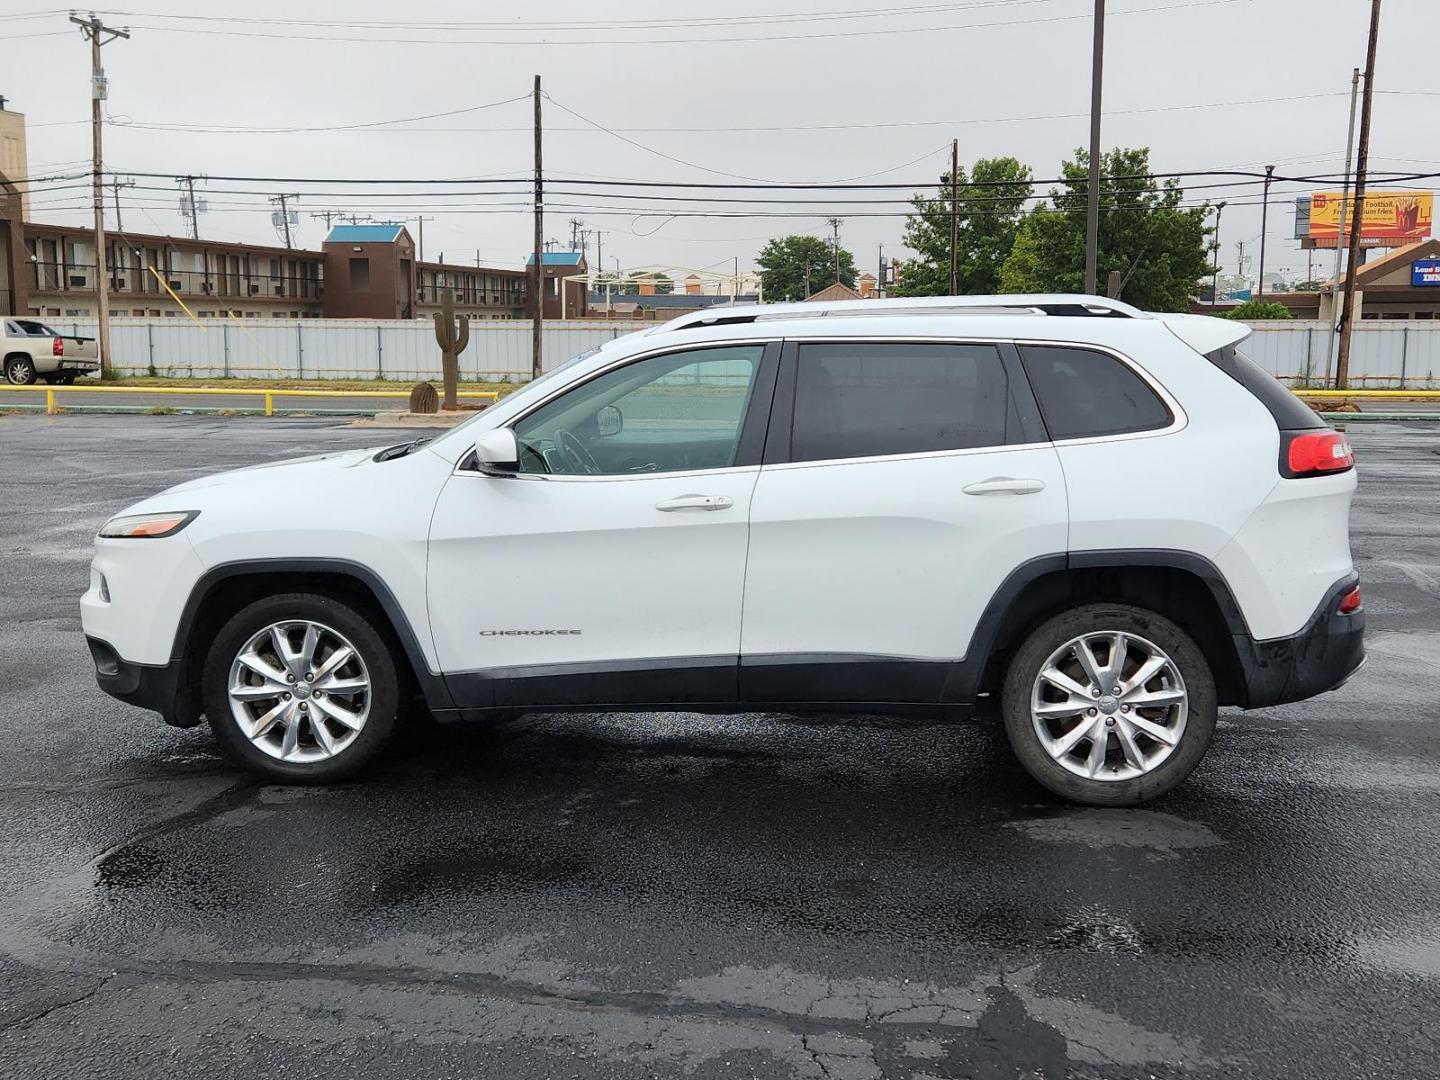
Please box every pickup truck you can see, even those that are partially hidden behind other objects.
[3,318,101,385]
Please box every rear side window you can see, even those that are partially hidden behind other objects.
[1205,344,1323,431]
[1019,345,1172,440]
[790,342,1012,462]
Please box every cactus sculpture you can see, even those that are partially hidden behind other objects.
[432,287,470,410]
[408,381,439,414]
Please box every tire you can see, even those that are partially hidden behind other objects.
[1001,603,1216,807]
[202,592,401,783]
[4,355,37,385]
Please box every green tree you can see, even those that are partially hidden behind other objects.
[891,157,1033,297]
[1221,299,1293,320]
[618,271,673,295]
[757,234,857,302]
[998,147,1213,312]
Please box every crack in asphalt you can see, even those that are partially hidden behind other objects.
[1,973,115,1033]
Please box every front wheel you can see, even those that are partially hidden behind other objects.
[1001,604,1216,806]
[201,592,400,783]
[4,356,37,385]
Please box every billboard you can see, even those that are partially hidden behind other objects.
[1414,258,1440,287]
[1303,190,1433,249]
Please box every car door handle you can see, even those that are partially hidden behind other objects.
[962,477,1046,496]
[655,494,735,512]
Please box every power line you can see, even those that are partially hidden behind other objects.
[109,0,1251,47]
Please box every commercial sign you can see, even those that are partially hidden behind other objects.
[1414,258,1440,287]
[1304,190,1433,249]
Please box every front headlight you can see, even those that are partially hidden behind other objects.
[98,511,199,539]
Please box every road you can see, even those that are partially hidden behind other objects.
[1,414,1437,1079]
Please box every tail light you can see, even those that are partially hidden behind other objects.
[1338,586,1362,615]
[52,337,64,357]
[1284,430,1354,477]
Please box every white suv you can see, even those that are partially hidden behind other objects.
[82,295,1364,805]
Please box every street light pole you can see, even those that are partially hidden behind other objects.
[1257,165,1275,299]
[1083,0,1105,296]
[1325,68,1361,387]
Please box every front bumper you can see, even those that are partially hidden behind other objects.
[86,637,199,728]
[1235,573,1365,709]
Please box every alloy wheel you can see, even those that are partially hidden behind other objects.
[1029,630,1188,781]
[226,619,371,763]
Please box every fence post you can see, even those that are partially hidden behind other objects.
[147,321,155,375]
[1303,327,1315,385]
[296,323,304,378]
[376,325,383,379]
[1401,325,1410,388]
[222,322,231,378]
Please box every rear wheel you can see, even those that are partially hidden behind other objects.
[4,356,37,385]
[202,592,400,783]
[1001,603,1216,806]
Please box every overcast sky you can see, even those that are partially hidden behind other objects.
[7,0,1437,287]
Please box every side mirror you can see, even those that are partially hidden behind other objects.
[597,404,624,438]
[473,428,519,475]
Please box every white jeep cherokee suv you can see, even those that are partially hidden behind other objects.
[82,295,1364,805]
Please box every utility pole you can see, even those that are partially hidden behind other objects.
[411,215,434,263]
[1336,2,1382,391]
[310,209,343,231]
[269,193,298,249]
[1236,239,1248,287]
[1257,164,1275,299]
[949,138,959,295]
[827,217,842,286]
[1324,69,1361,386]
[1210,201,1226,304]
[1083,0,1105,295]
[106,177,135,232]
[71,12,129,379]
[532,75,544,380]
[178,176,202,239]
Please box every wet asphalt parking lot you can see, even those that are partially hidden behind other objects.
[1,414,1437,1080]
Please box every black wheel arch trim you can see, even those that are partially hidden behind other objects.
[170,557,453,712]
[943,548,1253,702]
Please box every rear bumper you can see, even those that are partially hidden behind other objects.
[86,636,199,728]
[56,359,100,374]
[1235,574,1365,709]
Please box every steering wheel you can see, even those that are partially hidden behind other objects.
[556,429,601,475]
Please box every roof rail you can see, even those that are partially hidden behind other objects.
[652,294,1147,334]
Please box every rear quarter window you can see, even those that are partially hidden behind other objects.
[1019,345,1173,440]
[1204,344,1324,431]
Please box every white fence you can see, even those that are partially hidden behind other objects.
[49,316,1440,388]
[58,318,640,382]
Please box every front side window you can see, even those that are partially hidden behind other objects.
[789,342,1012,463]
[1019,345,1172,440]
[513,345,764,476]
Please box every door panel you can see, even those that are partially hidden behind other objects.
[426,341,778,710]
[739,339,1069,704]
[739,447,1068,701]
[429,466,761,707]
